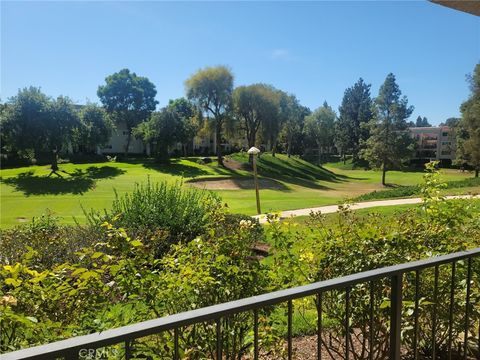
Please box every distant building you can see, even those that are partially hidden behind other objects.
[409,126,455,162]
[98,120,147,155]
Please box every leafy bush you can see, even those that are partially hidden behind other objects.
[267,162,480,358]
[86,179,221,257]
[2,162,479,358]
[0,215,100,269]
[0,206,270,356]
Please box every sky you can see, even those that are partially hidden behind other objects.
[1,1,479,125]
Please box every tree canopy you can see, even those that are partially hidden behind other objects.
[278,92,309,157]
[1,87,51,158]
[233,84,278,150]
[97,69,157,156]
[337,78,373,163]
[456,63,480,177]
[415,116,431,127]
[360,73,415,185]
[304,101,336,163]
[185,66,234,165]
[77,104,114,153]
[1,87,80,173]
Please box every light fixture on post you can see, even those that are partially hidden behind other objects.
[247,146,261,214]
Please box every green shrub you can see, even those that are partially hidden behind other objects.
[0,215,99,269]
[0,207,270,357]
[267,162,480,358]
[87,180,221,257]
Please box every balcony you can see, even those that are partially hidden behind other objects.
[2,248,479,360]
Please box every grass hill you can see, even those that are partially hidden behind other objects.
[0,153,476,227]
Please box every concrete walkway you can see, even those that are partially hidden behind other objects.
[253,194,480,223]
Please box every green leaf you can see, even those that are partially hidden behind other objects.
[130,240,143,247]
[5,278,22,287]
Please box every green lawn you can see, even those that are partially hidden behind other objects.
[0,154,477,227]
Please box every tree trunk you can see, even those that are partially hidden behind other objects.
[343,152,346,164]
[317,146,322,166]
[216,120,223,166]
[475,168,479,178]
[271,138,277,157]
[47,149,62,177]
[382,163,387,186]
[352,147,358,164]
[51,149,59,172]
[124,130,131,157]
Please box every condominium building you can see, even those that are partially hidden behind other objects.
[409,126,455,161]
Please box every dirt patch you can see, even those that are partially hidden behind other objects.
[189,178,288,190]
[223,158,246,171]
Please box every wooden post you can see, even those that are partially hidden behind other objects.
[252,154,261,214]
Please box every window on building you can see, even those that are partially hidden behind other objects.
[442,132,449,137]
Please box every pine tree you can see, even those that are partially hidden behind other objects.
[360,73,415,185]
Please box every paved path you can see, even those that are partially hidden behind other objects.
[253,195,480,223]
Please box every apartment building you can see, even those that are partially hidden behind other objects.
[409,126,455,162]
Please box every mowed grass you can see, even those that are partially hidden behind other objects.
[279,199,480,231]
[0,154,477,227]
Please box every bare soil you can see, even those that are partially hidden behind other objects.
[190,178,288,190]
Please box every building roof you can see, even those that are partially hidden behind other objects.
[430,1,480,17]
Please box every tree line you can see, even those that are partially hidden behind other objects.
[1,63,479,181]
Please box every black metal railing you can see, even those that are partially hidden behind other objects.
[2,248,479,360]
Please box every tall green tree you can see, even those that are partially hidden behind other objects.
[97,69,158,156]
[135,99,199,161]
[45,96,80,175]
[304,102,336,164]
[185,66,233,166]
[233,84,278,152]
[278,92,309,157]
[441,117,461,128]
[259,88,282,156]
[337,78,373,163]
[415,116,431,127]
[334,115,350,163]
[166,98,199,156]
[76,104,114,154]
[1,87,51,158]
[135,109,179,162]
[2,88,79,173]
[456,63,480,177]
[360,73,415,185]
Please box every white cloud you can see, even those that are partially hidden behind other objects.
[271,48,292,61]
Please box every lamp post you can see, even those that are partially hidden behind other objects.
[247,147,261,214]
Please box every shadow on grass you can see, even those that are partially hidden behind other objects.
[141,158,246,178]
[255,156,356,186]
[142,160,211,177]
[1,166,125,196]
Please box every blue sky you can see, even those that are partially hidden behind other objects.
[1,1,479,124]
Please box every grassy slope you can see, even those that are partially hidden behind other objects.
[0,154,477,227]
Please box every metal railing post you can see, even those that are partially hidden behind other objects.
[64,348,79,360]
[389,273,402,360]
